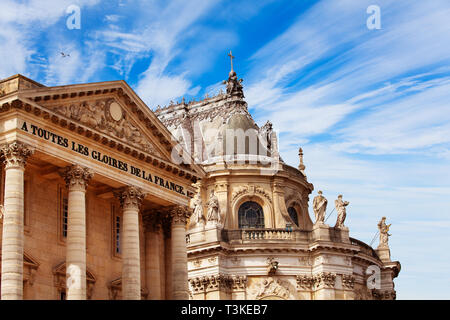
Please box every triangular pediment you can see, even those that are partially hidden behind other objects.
[52,261,96,282]
[15,79,205,179]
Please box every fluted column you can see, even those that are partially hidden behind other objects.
[168,205,191,300]
[114,186,146,300]
[60,165,93,300]
[143,212,162,299]
[0,142,34,300]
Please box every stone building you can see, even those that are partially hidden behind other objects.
[155,64,401,300]
[0,62,400,300]
[0,74,204,300]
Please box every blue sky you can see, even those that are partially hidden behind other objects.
[1,0,450,299]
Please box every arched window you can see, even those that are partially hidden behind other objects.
[238,201,264,229]
[288,207,299,226]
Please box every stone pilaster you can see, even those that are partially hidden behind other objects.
[60,164,93,300]
[167,205,191,300]
[0,141,34,300]
[142,212,163,299]
[114,186,146,300]
[272,179,289,228]
[214,180,228,228]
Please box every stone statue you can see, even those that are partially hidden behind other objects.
[334,195,349,229]
[378,217,391,247]
[313,191,327,224]
[190,194,205,228]
[206,189,220,223]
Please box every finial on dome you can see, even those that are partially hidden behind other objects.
[222,50,244,99]
[298,147,305,172]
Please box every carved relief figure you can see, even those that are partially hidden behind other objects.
[334,195,349,229]
[378,217,391,247]
[255,277,290,300]
[206,189,220,223]
[312,191,327,224]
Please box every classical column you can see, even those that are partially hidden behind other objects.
[0,141,34,300]
[142,212,162,300]
[60,165,93,300]
[168,205,191,300]
[114,186,146,300]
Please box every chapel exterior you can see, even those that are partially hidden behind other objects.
[0,74,204,300]
[156,65,401,300]
[0,62,400,300]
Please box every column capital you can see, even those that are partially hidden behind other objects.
[167,205,192,226]
[142,211,162,233]
[114,186,146,210]
[60,164,93,191]
[0,141,34,169]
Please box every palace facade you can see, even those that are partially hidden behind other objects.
[0,66,400,300]
[0,74,204,300]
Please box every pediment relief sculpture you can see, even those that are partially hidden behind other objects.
[50,99,162,156]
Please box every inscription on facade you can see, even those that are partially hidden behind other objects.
[20,121,186,196]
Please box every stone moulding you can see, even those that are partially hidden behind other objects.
[231,185,272,204]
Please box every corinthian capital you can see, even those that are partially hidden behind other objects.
[142,211,162,233]
[114,186,146,210]
[0,141,34,168]
[60,164,93,191]
[168,205,192,225]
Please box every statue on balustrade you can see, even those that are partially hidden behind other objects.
[378,216,391,248]
[313,190,327,224]
[334,195,349,229]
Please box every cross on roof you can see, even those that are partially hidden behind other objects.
[228,50,235,71]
